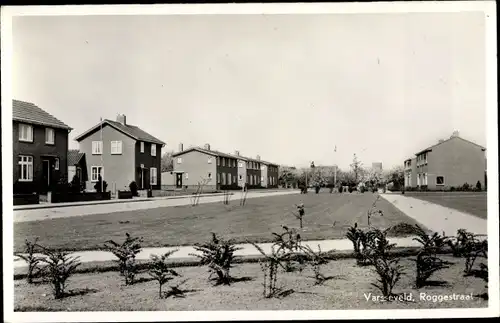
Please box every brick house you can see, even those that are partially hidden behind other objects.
[12,99,72,194]
[172,144,238,191]
[404,132,486,190]
[74,114,165,193]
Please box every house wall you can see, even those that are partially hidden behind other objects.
[261,164,269,187]
[404,158,417,188]
[78,124,135,193]
[217,156,238,188]
[173,150,217,189]
[268,165,279,188]
[135,141,162,190]
[418,137,486,189]
[13,121,69,194]
[246,160,262,187]
[237,158,248,187]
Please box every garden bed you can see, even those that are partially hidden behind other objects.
[14,255,487,311]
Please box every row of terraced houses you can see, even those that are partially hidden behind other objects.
[12,99,278,197]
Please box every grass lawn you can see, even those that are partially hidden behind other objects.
[14,255,487,311]
[14,192,426,253]
[404,192,487,219]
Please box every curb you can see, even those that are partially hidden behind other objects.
[13,192,236,211]
[14,245,456,281]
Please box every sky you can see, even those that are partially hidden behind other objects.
[12,12,487,170]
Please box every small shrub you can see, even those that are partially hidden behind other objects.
[272,225,304,272]
[190,233,241,285]
[94,176,108,193]
[450,186,456,192]
[364,228,404,297]
[148,250,180,298]
[346,223,369,266]
[315,186,320,194]
[462,182,470,191]
[103,233,143,285]
[15,238,44,284]
[475,180,482,191]
[447,229,487,275]
[129,181,139,196]
[301,244,329,285]
[251,242,289,298]
[69,175,81,193]
[360,186,366,193]
[39,247,81,299]
[411,225,451,288]
[338,186,343,193]
[348,187,353,193]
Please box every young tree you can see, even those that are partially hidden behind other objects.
[161,151,174,172]
[350,154,363,185]
[386,166,405,191]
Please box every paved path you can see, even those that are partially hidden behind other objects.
[13,190,299,223]
[14,236,420,269]
[380,194,487,236]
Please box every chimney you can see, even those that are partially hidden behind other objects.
[178,143,184,152]
[256,155,261,160]
[234,150,240,156]
[204,143,210,150]
[116,114,126,125]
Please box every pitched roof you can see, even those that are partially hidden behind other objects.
[12,99,72,130]
[173,146,279,166]
[68,150,85,166]
[74,119,165,145]
[414,136,486,155]
[172,146,236,158]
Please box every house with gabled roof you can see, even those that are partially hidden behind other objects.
[13,99,73,194]
[74,114,165,193]
[404,131,486,190]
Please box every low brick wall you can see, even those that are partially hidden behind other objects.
[51,191,112,203]
[13,193,40,206]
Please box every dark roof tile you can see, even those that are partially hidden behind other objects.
[12,100,72,130]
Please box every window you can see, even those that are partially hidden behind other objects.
[177,157,182,164]
[222,158,226,167]
[151,144,157,156]
[239,174,242,180]
[233,160,236,167]
[45,128,55,144]
[150,167,158,185]
[239,162,243,168]
[19,123,33,142]
[111,141,123,154]
[436,176,445,185]
[222,173,226,185]
[261,176,264,182]
[18,156,33,181]
[208,157,212,164]
[140,142,144,153]
[208,172,212,179]
[91,166,103,182]
[217,157,220,166]
[92,141,103,155]
[54,158,59,170]
[424,173,428,185]
[185,172,189,179]
[217,173,220,183]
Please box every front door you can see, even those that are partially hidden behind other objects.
[176,173,183,188]
[42,159,52,193]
